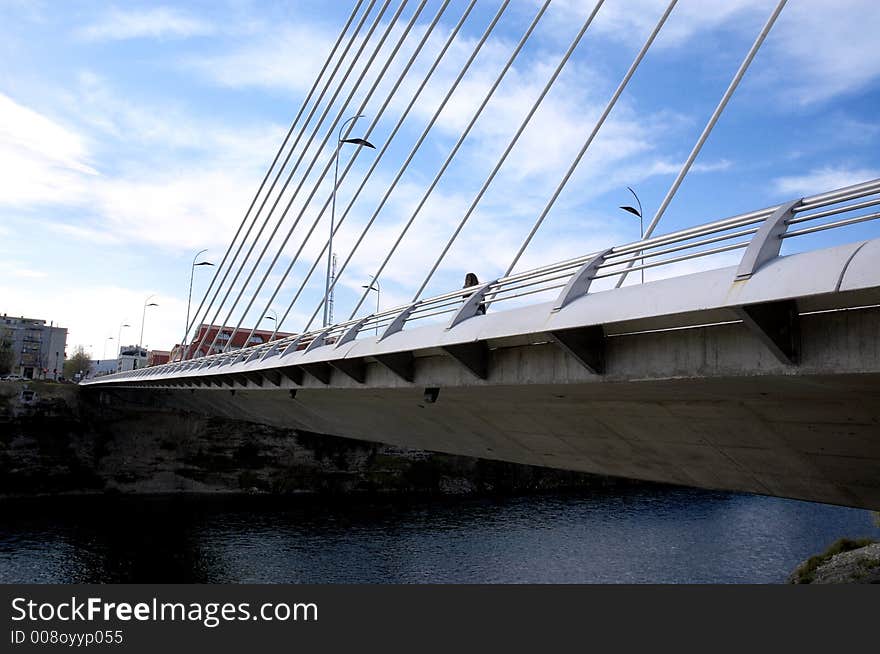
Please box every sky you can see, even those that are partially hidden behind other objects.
[1,0,879,360]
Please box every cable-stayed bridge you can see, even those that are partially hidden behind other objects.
[83,0,880,510]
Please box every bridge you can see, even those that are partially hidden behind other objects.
[85,177,880,510]
[83,1,880,510]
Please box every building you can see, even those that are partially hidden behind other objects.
[170,324,294,360]
[147,350,171,367]
[0,314,68,379]
[117,345,147,372]
[89,359,118,378]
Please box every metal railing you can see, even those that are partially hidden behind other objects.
[93,177,880,383]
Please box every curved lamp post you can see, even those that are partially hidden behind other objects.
[362,277,380,334]
[139,295,159,350]
[323,114,376,327]
[262,310,278,343]
[620,186,645,284]
[182,249,214,360]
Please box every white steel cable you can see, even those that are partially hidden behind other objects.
[315,0,553,329]
[614,0,788,287]
[180,0,368,359]
[244,0,471,346]
[506,0,678,276]
[276,0,513,334]
[412,0,608,301]
[191,0,399,356]
[217,0,432,351]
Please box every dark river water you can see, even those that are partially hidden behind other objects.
[1,486,877,583]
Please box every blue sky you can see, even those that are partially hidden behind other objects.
[1,0,878,358]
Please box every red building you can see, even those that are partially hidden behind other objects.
[171,324,295,360]
[147,350,171,367]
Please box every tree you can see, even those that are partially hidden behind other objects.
[63,345,91,379]
[0,339,13,375]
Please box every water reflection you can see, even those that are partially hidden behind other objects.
[0,487,876,583]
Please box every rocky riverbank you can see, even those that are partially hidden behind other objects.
[788,538,880,583]
[0,381,618,497]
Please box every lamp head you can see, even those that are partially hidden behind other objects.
[341,137,375,149]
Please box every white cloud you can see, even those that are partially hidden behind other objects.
[186,24,334,92]
[554,0,763,48]
[1,80,286,253]
[10,268,48,279]
[646,158,733,177]
[77,6,214,41]
[0,259,50,279]
[554,0,880,105]
[88,169,262,252]
[768,0,880,104]
[0,281,188,359]
[4,2,878,347]
[0,93,98,207]
[773,166,880,197]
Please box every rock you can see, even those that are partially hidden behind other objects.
[788,540,880,584]
[1,380,620,497]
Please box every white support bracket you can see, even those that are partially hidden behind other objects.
[279,335,305,358]
[735,199,801,280]
[244,348,264,364]
[447,280,495,330]
[259,341,285,362]
[336,317,369,348]
[552,249,612,312]
[304,328,333,354]
[379,302,419,341]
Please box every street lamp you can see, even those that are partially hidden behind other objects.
[183,249,214,360]
[262,310,277,342]
[139,295,159,350]
[620,186,645,284]
[362,277,380,334]
[323,114,376,327]
[103,336,114,361]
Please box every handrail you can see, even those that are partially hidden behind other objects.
[89,177,880,383]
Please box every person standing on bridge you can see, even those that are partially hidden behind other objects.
[463,272,486,315]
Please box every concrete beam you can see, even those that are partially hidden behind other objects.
[330,358,367,384]
[214,375,235,388]
[374,351,415,382]
[230,374,250,388]
[301,363,332,385]
[279,366,304,386]
[442,342,489,380]
[734,300,800,365]
[549,325,605,374]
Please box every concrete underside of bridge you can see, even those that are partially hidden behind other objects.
[97,305,880,510]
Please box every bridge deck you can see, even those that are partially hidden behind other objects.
[84,181,880,510]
